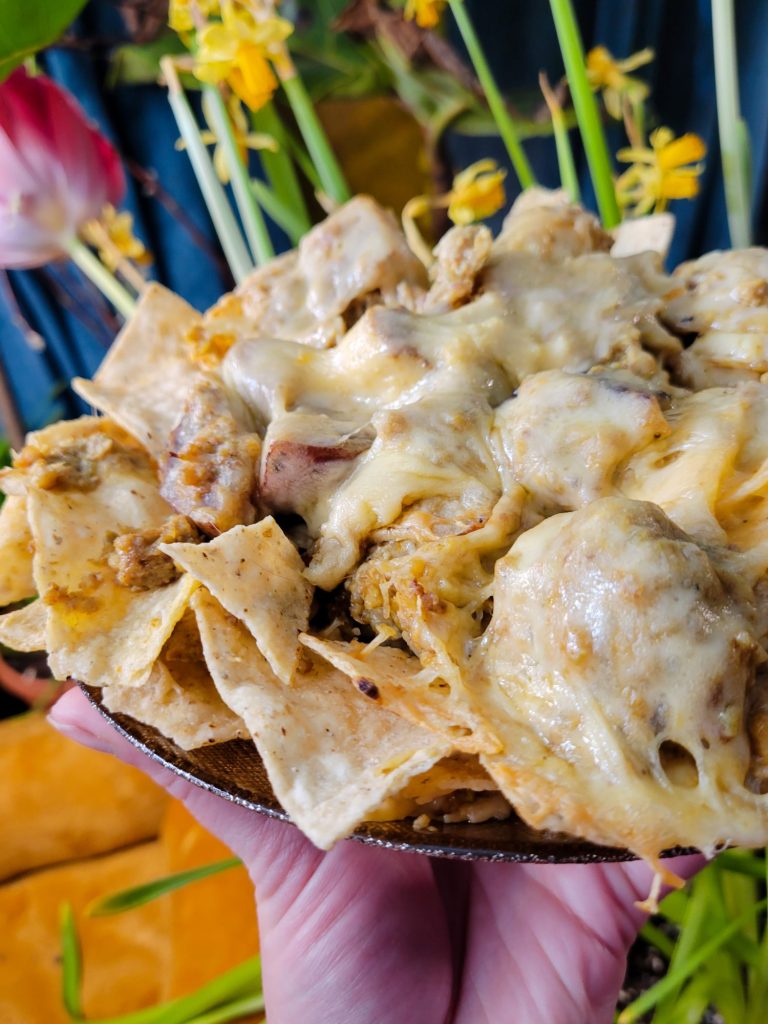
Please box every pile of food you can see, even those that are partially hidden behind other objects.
[3,188,768,871]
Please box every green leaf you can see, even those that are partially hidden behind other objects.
[88,856,242,916]
[59,903,83,1022]
[107,33,188,88]
[0,0,89,81]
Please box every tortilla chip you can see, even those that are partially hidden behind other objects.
[611,213,675,258]
[0,416,132,497]
[162,517,312,684]
[103,658,246,750]
[193,588,451,849]
[26,437,196,687]
[0,495,35,606]
[300,635,499,754]
[73,284,203,459]
[0,599,46,652]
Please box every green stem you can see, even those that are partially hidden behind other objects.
[161,58,253,284]
[448,0,535,189]
[60,904,83,1022]
[249,177,310,245]
[82,957,261,1024]
[539,73,580,203]
[185,993,265,1024]
[89,857,242,916]
[712,0,751,247]
[548,0,621,227]
[66,239,136,319]
[250,101,311,237]
[281,71,350,203]
[203,87,274,266]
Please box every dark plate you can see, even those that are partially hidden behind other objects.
[81,683,691,864]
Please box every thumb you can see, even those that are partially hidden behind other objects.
[48,687,453,1024]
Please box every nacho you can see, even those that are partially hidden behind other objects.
[162,517,312,684]
[193,588,451,849]
[0,495,35,606]
[300,634,499,754]
[73,284,203,459]
[24,426,196,687]
[103,659,246,750]
[0,599,46,653]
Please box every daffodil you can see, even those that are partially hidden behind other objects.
[404,0,447,29]
[615,127,706,216]
[447,160,507,225]
[169,0,219,34]
[586,45,654,121]
[193,1,293,111]
[402,159,507,265]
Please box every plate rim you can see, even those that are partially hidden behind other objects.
[80,683,695,865]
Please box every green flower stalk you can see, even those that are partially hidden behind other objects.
[280,68,351,204]
[447,0,536,190]
[202,86,274,265]
[67,238,136,319]
[548,0,621,227]
[539,72,580,204]
[712,0,752,247]
[161,57,253,284]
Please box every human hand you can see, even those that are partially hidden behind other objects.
[49,688,702,1024]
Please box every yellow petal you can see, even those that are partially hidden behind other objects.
[658,133,707,171]
[660,172,702,200]
[616,47,654,73]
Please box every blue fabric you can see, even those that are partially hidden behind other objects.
[2,0,768,430]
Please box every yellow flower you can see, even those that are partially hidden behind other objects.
[169,0,219,34]
[447,159,507,226]
[402,159,507,266]
[81,205,152,294]
[193,1,294,111]
[404,0,447,30]
[586,45,654,120]
[615,127,706,216]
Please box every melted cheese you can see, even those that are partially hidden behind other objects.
[475,498,768,857]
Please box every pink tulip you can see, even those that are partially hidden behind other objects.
[0,67,125,268]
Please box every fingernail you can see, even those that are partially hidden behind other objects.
[47,711,115,755]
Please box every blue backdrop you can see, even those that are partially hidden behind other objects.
[2,0,767,432]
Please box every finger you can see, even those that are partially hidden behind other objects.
[49,688,454,1024]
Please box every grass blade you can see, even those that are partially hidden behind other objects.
[91,956,261,1024]
[638,921,674,959]
[185,993,266,1024]
[88,857,242,917]
[617,897,768,1022]
[60,903,83,1022]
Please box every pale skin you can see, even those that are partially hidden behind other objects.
[49,688,703,1024]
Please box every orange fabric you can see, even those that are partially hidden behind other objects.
[0,841,171,1023]
[160,800,260,1001]
[0,712,167,882]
